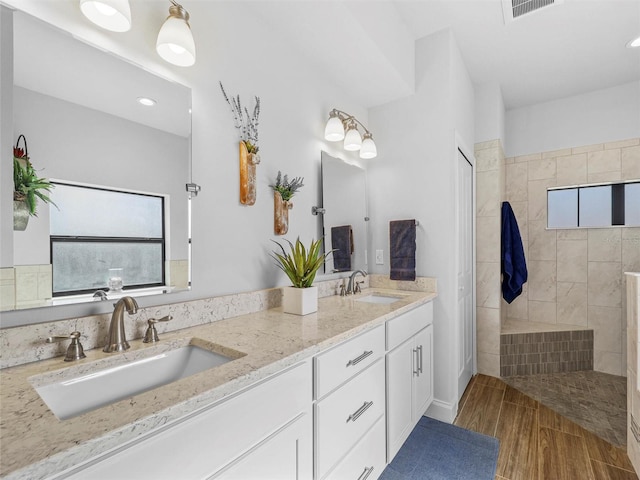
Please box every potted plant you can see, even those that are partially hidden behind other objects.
[271,237,332,315]
[270,171,304,235]
[13,136,56,231]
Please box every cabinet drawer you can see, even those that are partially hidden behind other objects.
[58,360,312,480]
[386,301,432,351]
[315,359,385,479]
[315,325,384,399]
[326,417,386,480]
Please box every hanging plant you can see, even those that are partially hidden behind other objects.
[270,171,304,201]
[219,82,261,154]
[13,135,56,217]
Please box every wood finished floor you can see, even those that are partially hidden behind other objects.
[454,374,638,480]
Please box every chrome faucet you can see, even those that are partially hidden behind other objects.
[103,296,139,353]
[346,270,367,295]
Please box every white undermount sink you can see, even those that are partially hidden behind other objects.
[355,293,406,304]
[34,344,237,420]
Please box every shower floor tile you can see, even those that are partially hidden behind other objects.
[503,370,627,447]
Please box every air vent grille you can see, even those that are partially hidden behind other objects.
[512,0,555,18]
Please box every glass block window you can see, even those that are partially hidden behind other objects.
[50,183,165,296]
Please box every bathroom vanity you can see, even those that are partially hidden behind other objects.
[0,288,435,480]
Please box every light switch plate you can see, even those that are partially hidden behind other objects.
[375,250,384,265]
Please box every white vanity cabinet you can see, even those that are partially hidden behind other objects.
[314,325,386,480]
[385,302,434,461]
[55,360,312,480]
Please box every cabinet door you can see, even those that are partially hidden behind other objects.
[413,324,433,420]
[386,336,415,462]
[212,413,312,480]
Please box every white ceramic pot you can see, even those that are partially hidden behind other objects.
[282,286,318,316]
[13,200,30,231]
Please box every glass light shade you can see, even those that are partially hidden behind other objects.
[343,126,362,151]
[627,36,640,48]
[359,136,377,159]
[324,116,345,141]
[79,0,131,32]
[156,16,196,67]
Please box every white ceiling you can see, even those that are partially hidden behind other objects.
[252,0,640,110]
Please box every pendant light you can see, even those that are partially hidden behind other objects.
[79,0,131,32]
[156,1,196,67]
[324,108,377,158]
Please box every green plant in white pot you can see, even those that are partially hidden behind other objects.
[272,237,332,315]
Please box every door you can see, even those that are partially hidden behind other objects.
[457,149,474,399]
[386,337,414,462]
[413,325,433,419]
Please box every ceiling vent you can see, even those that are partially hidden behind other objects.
[502,0,564,23]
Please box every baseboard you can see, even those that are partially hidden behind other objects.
[425,398,457,424]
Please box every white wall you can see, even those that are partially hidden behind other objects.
[1,2,367,325]
[368,28,474,422]
[506,81,640,157]
[0,6,13,268]
[475,82,505,145]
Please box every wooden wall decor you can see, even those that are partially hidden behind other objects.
[239,141,260,205]
[274,191,293,235]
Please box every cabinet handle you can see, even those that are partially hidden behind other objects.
[346,401,373,423]
[418,345,423,374]
[357,466,375,480]
[346,350,373,367]
[413,348,419,376]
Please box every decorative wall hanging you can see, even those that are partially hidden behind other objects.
[12,135,56,231]
[220,82,261,205]
[270,171,304,235]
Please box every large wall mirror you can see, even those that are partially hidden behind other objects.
[1,10,192,312]
[320,152,368,274]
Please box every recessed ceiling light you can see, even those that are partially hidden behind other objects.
[137,97,157,107]
[627,36,640,48]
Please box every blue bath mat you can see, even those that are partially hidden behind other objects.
[380,416,499,480]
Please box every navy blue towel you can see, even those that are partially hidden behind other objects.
[390,220,416,281]
[501,202,527,303]
[331,225,353,272]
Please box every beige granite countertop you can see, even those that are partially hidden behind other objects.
[0,288,436,479]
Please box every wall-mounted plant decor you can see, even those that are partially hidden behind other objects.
[219,82,261,205]
[12,134,56,231]
[270,171,303,235]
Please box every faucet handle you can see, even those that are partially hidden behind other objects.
[143,316,172,343]
[46,331,86,362]
[354,281,364,294]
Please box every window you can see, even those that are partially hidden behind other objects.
[50,183,165,296]
[547,181,640,229]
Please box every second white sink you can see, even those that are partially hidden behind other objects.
[355,293,405,304]
[34,344,239,420]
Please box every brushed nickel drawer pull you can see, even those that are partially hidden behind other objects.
[346,350,373,367]
[413,348,419,376]
[418,345,423,374]
[346,401,373,423]
[357,466,374,480]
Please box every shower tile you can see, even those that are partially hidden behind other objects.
[557,229,588,241]
[557,240,588,283]
[557,282,588,326]
[528,260,557,302]
[588,262,623,308]
[477,261,501,309]
[528,221,557,261]
[476,216,500,263]
[605,139,639,150]
[588,229,622,263]
[506,286,529,320]
[543,147,573,159]
[622,145,640,179]
[477,306,500,355]
[528,300,557,324]
[528,158,556,181]
[623,229,640,273]
[588,305,623,353]
[556,153,587,186]
[528,179,554,222]
[475,146,500,172]
[477,170,500,217]
[587,149,621,175]
[505,162,528,202]
[594,350,622,376]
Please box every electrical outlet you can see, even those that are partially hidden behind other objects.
[375,249,384,265]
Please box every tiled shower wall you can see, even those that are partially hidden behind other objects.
[502,138,640,375]
[475,139,505,377]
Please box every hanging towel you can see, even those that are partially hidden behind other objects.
[331,225,353,272]
[390,219,416,281]
[501,202,528,303]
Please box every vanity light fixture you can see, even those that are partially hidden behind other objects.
[137,97,157,106]
[324,109,377,159]
[156,1,196,67]
[627,35,640,48]
[79,0,132,32]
